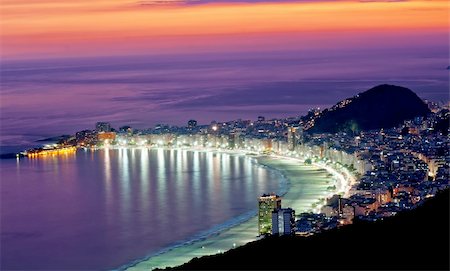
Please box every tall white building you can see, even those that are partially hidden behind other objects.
[258,194,282,235]
[272,208,295,236]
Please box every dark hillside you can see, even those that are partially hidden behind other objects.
[308,85,431,134]
[171,190,449,270]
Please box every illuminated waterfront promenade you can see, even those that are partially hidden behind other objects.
[120,146,354,271]
[25,146,77,158]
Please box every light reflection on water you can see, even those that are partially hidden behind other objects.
[0,149,282,270]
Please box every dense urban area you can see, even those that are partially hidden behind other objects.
[21,99,449,238]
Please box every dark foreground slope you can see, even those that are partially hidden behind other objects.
[172,190,449,270]
[308,85,431,134]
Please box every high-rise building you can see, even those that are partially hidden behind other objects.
[228,133,236,149]
[96,122,111,133]
[287,125,304,151]
[258,194,281,235]
[287,126,298,151]
[272,208,296,236]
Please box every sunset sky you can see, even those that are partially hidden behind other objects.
[0,0,448,147]
[1,0,448,59]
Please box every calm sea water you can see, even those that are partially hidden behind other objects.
[1,47,448,146]
[0,148,283,270]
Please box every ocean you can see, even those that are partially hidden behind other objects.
[1,48,448,146]
[0,148,284,270]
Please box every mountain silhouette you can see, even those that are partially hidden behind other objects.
[307,84,431,133]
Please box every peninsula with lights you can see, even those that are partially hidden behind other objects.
[11,85,450,270]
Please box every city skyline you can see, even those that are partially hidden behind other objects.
[1,0,448,145]
[12,84,448,269]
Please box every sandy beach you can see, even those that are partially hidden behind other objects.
[124,154,335,271]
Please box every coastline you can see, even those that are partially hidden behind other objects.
[123,149,346,271]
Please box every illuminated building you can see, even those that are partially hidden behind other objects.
[272,208,295,236]
[374,189,392,205]
[210,122,218,133]
[341,205,355,224]
[287,126,299,151]
[96,122,112,133]
[26,146,77,158]
[353,198,379,216]
[321,206,338,217]
[258,194,281,235]
[97,132,116,142]
[75,130,96,145]
[262,138,273,152]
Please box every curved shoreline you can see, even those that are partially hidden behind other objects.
[121,147,353,271]
[117,150,289,271]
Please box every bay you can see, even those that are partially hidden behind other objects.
[0,148,283,270]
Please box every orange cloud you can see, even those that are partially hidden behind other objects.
[1,0,448,59]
